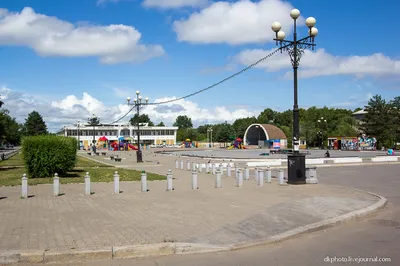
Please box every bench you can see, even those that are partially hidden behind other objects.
[114,157,122,162]
[95,152,100,156]
[101,152,107,156]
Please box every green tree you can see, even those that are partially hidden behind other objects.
[215,123,234,144]
[156,121,165,126]
[129,114,154,126]
[173,115,193,129]
[24,111,48,136]
[257,108,276,124]
[362,94,394,148]
[233,117,258,138]
[389,96,400,145]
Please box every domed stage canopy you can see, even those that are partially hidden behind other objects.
[243,124,287,146]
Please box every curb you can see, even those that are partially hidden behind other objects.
[0,191,387,264]
[229,189,387,250]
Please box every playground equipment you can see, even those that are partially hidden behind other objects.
[227,138,246,149]
[183,139,193,148]
[128,144,138,150]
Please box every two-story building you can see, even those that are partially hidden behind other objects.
[58,123,178,149]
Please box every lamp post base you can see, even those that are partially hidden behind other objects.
[287,153,306,184]
[136,150,143,163]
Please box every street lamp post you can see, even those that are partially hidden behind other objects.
[207,127,213,148]
[127,91,149,163]
[317,117,327,149]
[271,9,318,184]
[76,120,80,150]
[87,114,100,145]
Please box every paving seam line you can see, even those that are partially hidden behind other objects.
[0,188,387,264]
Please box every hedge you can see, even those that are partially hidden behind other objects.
[22,135,77,178]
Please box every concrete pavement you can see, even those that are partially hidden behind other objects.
[54,164,399,266]
[0,150,392,264]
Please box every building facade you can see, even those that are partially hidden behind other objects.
[58,123,178,148]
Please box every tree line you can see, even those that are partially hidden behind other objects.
[1,94,398,148]
[0,98,48,146]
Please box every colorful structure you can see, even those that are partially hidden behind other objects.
[328,135,377,151]
[227,138,246,149]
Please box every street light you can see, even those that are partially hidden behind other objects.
[271,9,318,184]
[127,91,149,163]
[317,117,327,149]
[87,114,100,145]
[207,127,213,148]
[75,120,80,150]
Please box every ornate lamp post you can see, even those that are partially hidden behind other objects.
[87,114,100,145]
[271,9,319,184]
[127,91,149,163]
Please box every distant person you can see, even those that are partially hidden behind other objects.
[325,150,330,158]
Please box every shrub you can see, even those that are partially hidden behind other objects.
[22,135,77,178]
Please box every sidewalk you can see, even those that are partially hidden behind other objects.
[0,151,386,263]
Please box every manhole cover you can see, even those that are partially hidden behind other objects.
[370,219,400,227]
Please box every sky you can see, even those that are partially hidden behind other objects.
[0,0,399,132]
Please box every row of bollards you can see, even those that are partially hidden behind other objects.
[19,166,289,199]
[175,159,286,184]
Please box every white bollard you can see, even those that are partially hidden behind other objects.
[53,173,60,196]
[236,168,243,187]
[265,167,272,183]
[21,173,28,199]
[235,164,239,178]
[180,160,184,170]
[187,160,191,171]
[198,163,202,173]
[84,172,91,195]
[175,160,179,169]
[212,163,216,175]
[278,169,285,185]
[192,170,198,189]
[167,170,173,191]
[244,167,249,180]
[141,171,148,192]
[255,167,259,181]
[306,167,318,184]
[215,170,222,188]
[258,169,264,186]
[206,163,210,173]
[192,161,196,172]
[113,171,120,194]
[227,164,232,177]
[219,163,223,175]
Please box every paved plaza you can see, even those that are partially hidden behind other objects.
[0,150,392,264]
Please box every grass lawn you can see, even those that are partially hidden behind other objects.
[0,152,165,186]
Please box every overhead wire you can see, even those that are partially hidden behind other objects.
[107,48,282,124]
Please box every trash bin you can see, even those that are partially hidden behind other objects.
[287,153,306,184]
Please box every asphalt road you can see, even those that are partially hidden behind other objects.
[63,164,399,266]
[170,149,388,159]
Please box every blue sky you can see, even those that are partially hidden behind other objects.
[1,0,399,131]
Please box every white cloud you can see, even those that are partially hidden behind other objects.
[0,7,165,64]
[145,97,258,126]
[96,0,120,6]
[173,0,302,45]
[143,0,209,9]
[235,48,400,78]
[1,86,259,132]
